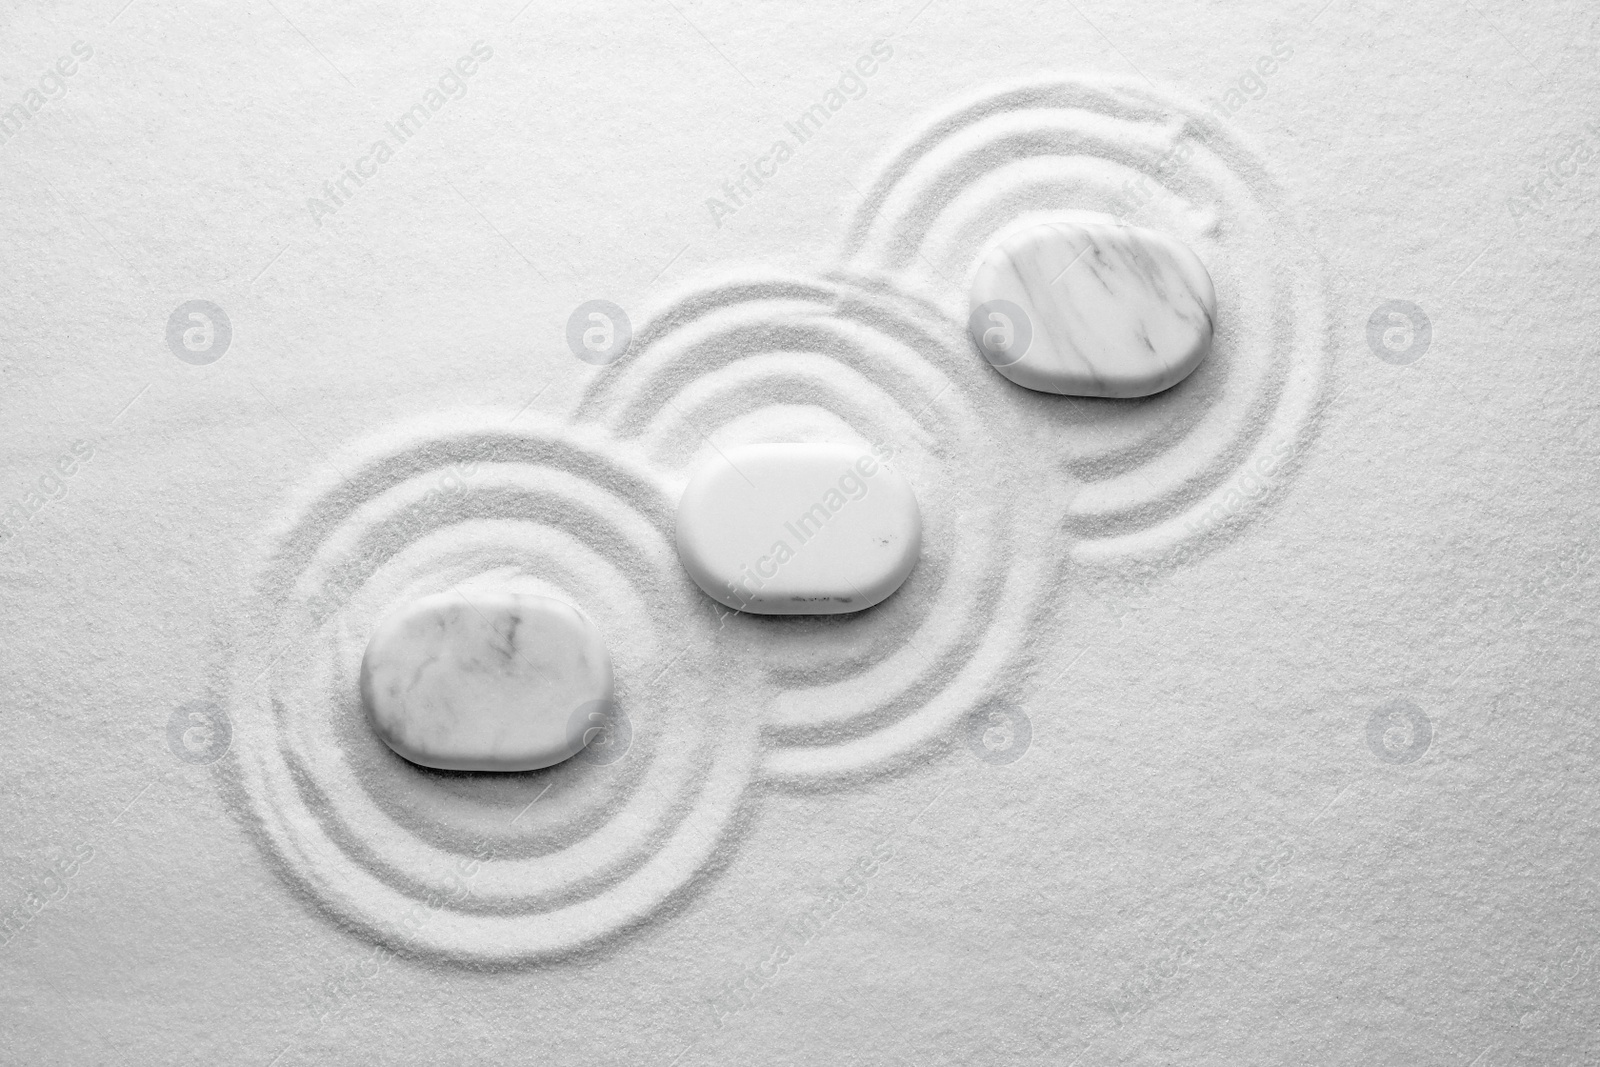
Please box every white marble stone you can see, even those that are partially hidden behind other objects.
[676,442,921,615]
[969,221,1216,397]
[360,591,613,772]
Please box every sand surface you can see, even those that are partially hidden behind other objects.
[2,0,1598,1063]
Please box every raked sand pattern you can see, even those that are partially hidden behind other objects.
[844,76,1332,567]
[574,271,1057,786]
[221,414,758,963]
[216,76,1331,964]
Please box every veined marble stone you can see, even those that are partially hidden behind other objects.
[969,221,1216,397]
[676,442,921,615]
[360,591,613,772]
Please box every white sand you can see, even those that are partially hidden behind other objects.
[2,1,1597,1063]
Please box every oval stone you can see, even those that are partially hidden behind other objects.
[360,591,613,772]
[675,443,921,615]
[969,221,1216,397]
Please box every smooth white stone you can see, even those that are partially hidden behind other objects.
[676,443,921,615]
[969,221,1216,397]
[360,591,613,772]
